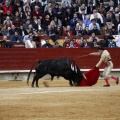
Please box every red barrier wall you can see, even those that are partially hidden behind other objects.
[0,48,120,70]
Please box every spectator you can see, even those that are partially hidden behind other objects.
[10,31,23,43]
[73,26,83,36]
[117,23,120,35]
[104,12,112,24]
[31,0,42,11]
[93,13,102,27]
[88,32,100,42]
[113,14,120,28]
[33,31,41,48]
[63,25,73,36]
[63,36,70,48]
[38,29,47,36]
[27,24,34,34]
[78,8,86,21]
[12,0,23,15]
[62,16,71,29]
[68,40,76,48]
[33,18,43,32]
[1,24,9,36]
[12,17,23,28]
[87,2,96,14]
[114,35,120,47]
[23,5,31,21]
[83,25,91,35]
[42,38,53,48]
[1,0,12,17]
[76,19,85,31]
[62,0,71,7]
[2,9,14,23]
[45,25,55,37]
[101,25,110,36]
[61,3,67,18]
[32,16,38,30]
[3,35,12,48]
[53,16,62,27]
[52,3,62,19]
[70,13,79,30]
[64,8,73,20]
[18,25,28,36]
[3,16,12,25]
[106,0,115,12]
[23,19,31,33]
[23,32,33,43]
[90,9,103,25]
[43,15,51,30]
[32,5,43,19]
[9,25,17,36]
[52,26,63,42]
[108,39,116,48]
[44,7,53,20]
[25,35,37,48]
[80,39,90,48]
[44,2,52,12]
[83,15,91,27]
[110,26,118,35]
[97,3,106,17]
[72,38,80,48]
[79,3,87,14]
[53,41,62,48]
[77,36,85,46]
[17,6,25,22]
[90,25,101,35]
[70,3,79,15]
[89,18,100,31]
[90,38,100,48]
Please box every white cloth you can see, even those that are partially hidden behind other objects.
[113,35,120,47]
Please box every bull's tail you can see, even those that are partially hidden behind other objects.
[27,62,37,86]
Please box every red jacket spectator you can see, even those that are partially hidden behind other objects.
[2,0,12,15]
[63,25,73,36]
[32,5,43,19]
[63,29,73,36]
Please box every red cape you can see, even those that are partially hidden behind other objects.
[79,68,100,86]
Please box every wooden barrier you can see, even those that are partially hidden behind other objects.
[0,48,120,71]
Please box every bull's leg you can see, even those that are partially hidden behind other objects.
[31,76,36,88]
[31,74,45,87]
[69,80,74,86]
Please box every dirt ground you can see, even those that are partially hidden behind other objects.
[0,78,120,120]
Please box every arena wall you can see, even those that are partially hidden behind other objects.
[0,48,120,80]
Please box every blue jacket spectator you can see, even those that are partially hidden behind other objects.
[45,25,55,36]
[89,19,100,30]
[83,15,91,26]
[10,31,23,42]
[108,39,116,48]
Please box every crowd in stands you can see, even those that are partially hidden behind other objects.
[0,0,120,48]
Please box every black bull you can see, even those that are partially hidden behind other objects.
[27,58,83,87]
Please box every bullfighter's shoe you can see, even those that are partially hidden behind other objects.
[103,84,110,87]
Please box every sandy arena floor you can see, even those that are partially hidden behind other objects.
[0,78,120,120]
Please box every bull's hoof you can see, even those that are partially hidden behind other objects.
[36,85,39,88]
[31,84,34,88]
[74,83,79,86]
[69,83,74,87]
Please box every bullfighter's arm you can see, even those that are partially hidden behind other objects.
[89,52,101,56]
